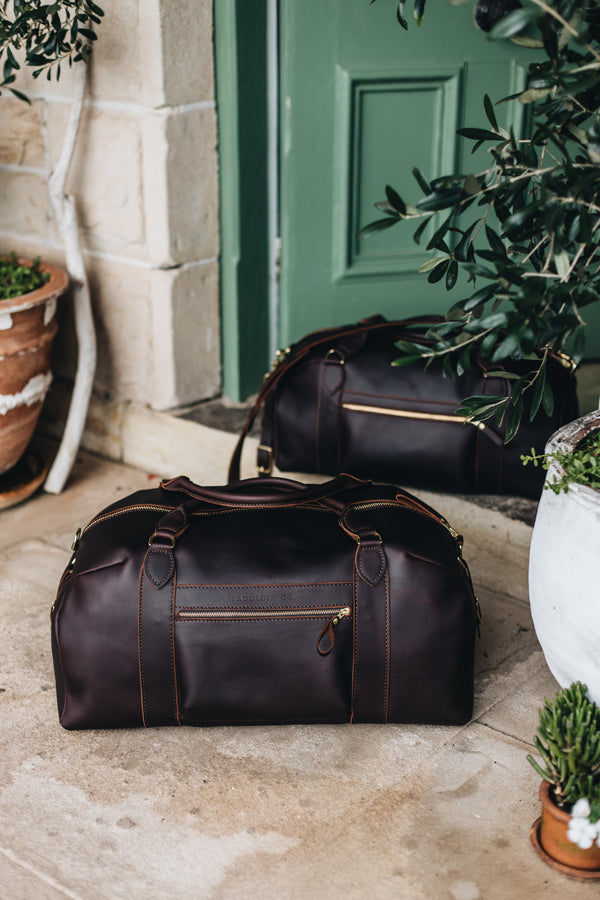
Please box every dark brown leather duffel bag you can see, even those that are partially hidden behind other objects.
[229,315,578,498]
[51,473,479,729]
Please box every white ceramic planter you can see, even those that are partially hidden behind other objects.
[529,409,600,705]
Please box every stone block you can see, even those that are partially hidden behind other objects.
[166,107,219,264]
[0,97,45,168]
[61,256,220,408]
[0,170,49,240]
[171,261,220,401]
[83,256,155,404]
[47,103,149,257]
[150,261,221,409]
[160,0,215,105]
[87,0,164,106]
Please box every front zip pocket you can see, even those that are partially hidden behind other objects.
[174,600,353,725]
[177,605,351,655]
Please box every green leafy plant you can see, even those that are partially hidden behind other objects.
[0,0,104,102]
[527,682,600,820]
[522,427,600,492]
[362,0,600,441]
[369,0,427,30]
[0,252,49,299]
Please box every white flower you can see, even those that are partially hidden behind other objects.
[572,798,591,819]
[567,814,599,850]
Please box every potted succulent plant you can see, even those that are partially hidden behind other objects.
[527,681,600,878]
[0,1,104,494]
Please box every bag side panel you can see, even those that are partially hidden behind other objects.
[52,559,145,730]
[386,553,475,724]
[272,359,326,473]
[358,505,476,724]
[477,362,578,497]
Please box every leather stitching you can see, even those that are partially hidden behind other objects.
[178,605,350,613]
[351,565,358,724]
[170,570,181,726]
[384,567,390,724]
[176,581,353,590]
[137,563,147,727]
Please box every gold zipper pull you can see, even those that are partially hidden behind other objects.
[317,607,351,656]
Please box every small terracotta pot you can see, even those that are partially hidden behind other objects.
[0,261,68,475]
[538,781,600,872]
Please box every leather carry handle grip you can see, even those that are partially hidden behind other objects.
[227,314,444,482]
[161,473,369,509]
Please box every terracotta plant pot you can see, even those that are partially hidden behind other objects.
[0,261,68,475]
[534,781,600,875]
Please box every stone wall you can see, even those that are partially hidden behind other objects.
[0,0,220,412]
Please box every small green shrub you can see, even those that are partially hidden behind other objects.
[0,253,50,300]
[522,430,600,494]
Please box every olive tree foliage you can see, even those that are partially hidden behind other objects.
[363,0,600,440]
[369,0,427,30]
[0,0,103,102]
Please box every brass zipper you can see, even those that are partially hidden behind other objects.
[342,402,486,430]
[177,605,352,657]
[80,504,174,538]
[350,500,460,540]
[177,605,351,622]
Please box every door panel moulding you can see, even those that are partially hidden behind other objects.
[332,64,463,284]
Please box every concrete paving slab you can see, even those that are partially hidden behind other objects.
[0,848,77,900]
[0,450,596,899]
[479,652,566,746]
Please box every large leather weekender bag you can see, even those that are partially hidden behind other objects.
[51,474,479,729]
[229,315,578,498]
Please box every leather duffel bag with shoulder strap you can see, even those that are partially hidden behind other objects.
[51,473,479,729]
[229,315,578,498]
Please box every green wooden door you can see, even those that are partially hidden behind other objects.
[277,0,531,347]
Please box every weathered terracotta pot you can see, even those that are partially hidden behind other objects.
[537,781,600,873]
[0,261,68,474]
[528,409,600,706]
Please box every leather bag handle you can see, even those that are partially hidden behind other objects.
[160,473,369,510]
[227,314,443,482]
